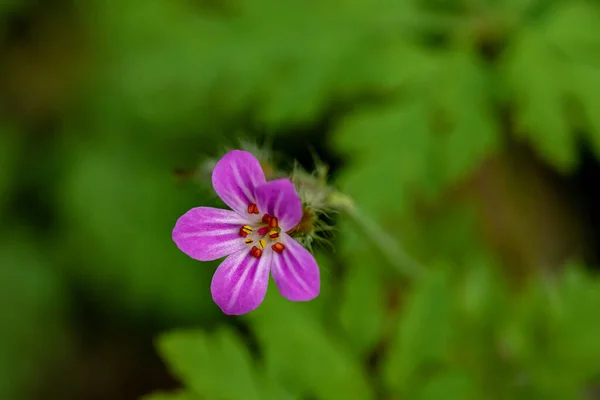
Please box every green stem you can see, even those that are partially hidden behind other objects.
[329,191,426,279]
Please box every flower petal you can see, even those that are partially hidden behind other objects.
[212,150,266,216]
[211,248,272,315]
[271,233,320,301]
[255,179,302,231]
[172,207,248,261]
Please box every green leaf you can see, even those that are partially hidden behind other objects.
[0,235,66,400]
[383,268,454,395]
[248,295,374,400]
[415,370,476,400]
[541,2,600,158]
[501,22,576,171]
[459,262,508,324]
[83,0,230,128]
[338,245,385,356]
[60,136,218,323]
[434,49,499,185]
[542,2,600,58]
[0,127,19,216]
[532,267,600,397]
[158,327,262,400]
[497,266,600,398]
[334,46,499,225]
[141,391,198,400]
[334,98,433,220]
[455,262,511,396]
[0,0,22,14]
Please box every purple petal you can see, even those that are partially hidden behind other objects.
[212,150,266,216]
[211,248,272,315]
[172,207,248,261]
[271,233,320,301]
[255,179,303,231]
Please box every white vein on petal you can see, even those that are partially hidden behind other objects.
[178,229,238,238]
[232,163,255,205]
[227,252,254,310]
[226,249,272,312]
[277,238,311,293]
[273,191,284,219]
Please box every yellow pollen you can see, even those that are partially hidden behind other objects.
[257,239,267,249]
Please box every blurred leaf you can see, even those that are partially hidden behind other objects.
[501,7,582,171]
[249,295,374,400]
[0,0,22,14]
[158,327,262,400]
[459,261,508,335]
[455,262,511,397]
[0,127,19,214]
[498,266,600,398]
[338,245,386,356]
[259,377,299,400]
[337,35,434,94]
[383,268,454,395]
[141,391,198,400]
[82,1,231,128]
[415,369,476,400]
[60,136,219,323]
[306,253,335,320]
[0,234,66,400]
[434,49,498,185]
[541,2,600,158]
[334,46,498,223]
[530,267,600,397]
[570,63,600,156]
[543,2,600,58]
[335,98,433,220]
[555,268,600,373]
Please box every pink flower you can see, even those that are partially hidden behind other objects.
[172,150,320,315]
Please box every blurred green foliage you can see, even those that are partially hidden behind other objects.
[3,0,600,399]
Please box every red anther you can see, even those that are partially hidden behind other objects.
[262,214,272,224]
[271,242,285,254]
[257,227,269,236]
[250,246,262,258]
[239,225,252,237]
[248,203,259,214]
[269,231,279,239]
[268,216,278,228]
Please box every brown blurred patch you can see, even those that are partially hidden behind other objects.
[40,323,180,400]
[0,4,88,124]
[460,143,587,284]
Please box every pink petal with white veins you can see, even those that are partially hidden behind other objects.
[271,233,320,301]
[172,207,248,261]
[255,179,303,231]
[211,248,273,315]
[212,150,266,216]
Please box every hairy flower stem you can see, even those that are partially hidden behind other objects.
[328,191,426,280]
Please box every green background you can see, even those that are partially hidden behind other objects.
[2,0,600,399]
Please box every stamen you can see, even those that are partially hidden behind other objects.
[269,231,279,239]
[250,246,262,258]
[257,227,269,236]
[257,239,266,249]
[248,203,259,214]
[268,216,278,228]
[272,242,285,254]
[245,238,253,245]
[262,214,271,224]
[239,225,252,237]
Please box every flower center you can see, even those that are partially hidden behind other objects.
[239,205,286,258]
